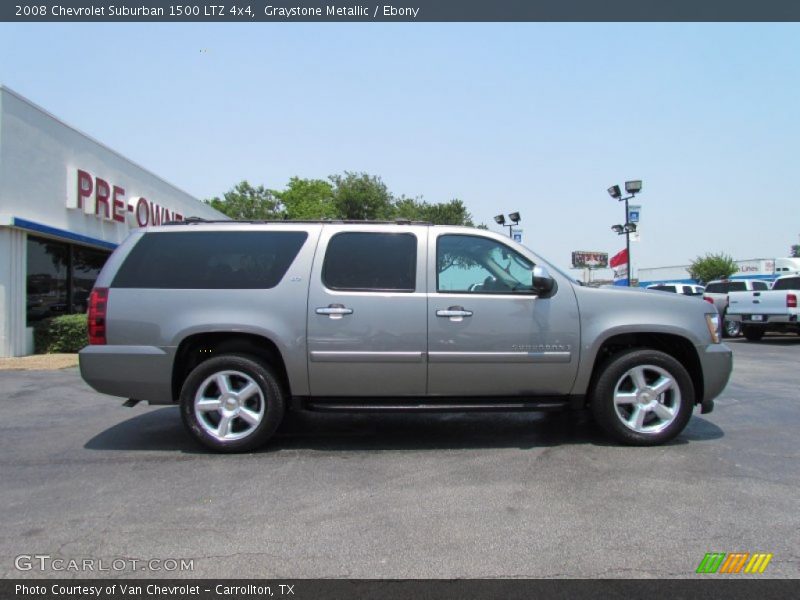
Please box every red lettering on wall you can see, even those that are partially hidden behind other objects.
[112,186,126,223]
[149,201,161,226]
[76,169,93,210]
[70,168,185,229]
[135,197,149,227]
[95,178,111,219]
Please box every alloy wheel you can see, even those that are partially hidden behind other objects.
[612,364,681,434]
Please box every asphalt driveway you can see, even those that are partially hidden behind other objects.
[1,338,798,578]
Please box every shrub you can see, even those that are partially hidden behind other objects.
[34,314,88,354]
[688,252,738,284]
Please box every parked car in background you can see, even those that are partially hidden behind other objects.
[702,279,771,338]
[726,274,800,341]
[646,283,705,296]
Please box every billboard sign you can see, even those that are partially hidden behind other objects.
[572,251,609,269]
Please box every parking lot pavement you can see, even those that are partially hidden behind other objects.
[1,338,799,579]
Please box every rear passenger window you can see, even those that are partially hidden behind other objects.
[727,281,746,292]
[753,281,769,290]
[772,277,800,291]
[323,232,416,292]
[112,231,308,289]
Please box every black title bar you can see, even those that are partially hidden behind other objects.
[4,579,800,600]
[4,0,800,22]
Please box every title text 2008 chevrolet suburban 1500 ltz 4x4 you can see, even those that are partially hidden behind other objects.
[79,221,732,452]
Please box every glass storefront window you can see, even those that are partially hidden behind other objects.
[72,246,109,312]
[26,236,110,325]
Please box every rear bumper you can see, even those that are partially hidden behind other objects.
[79,345,175,405]
[697,343,733,413]
[727,314,798,325]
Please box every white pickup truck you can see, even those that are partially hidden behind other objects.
[726,274,800,341]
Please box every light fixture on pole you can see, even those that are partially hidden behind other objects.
[495,212,521,238]
[607,180,642,287]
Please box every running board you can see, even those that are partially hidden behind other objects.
[297,396,576,413]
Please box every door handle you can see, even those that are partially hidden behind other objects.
[316,304,353,319]
[436,306,473,321]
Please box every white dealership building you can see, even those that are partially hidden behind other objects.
[0,86,224,357]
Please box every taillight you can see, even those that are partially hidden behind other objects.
[703,296,714,305]
[788,294,797,309]
[88,287,108,345]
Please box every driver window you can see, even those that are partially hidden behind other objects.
[437,234,534,294]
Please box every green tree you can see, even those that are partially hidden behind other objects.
[329,172,394,220]
[273,177,337,220]
[392,197,475,225]
[688,252,738,284]
[205,180,281,220]
[791,244,800,258]
[420,198,475,226]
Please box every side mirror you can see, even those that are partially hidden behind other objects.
[532,265,556,298]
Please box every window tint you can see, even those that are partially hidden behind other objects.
[27,237,69,323]
[322,232,417,292]
[649,285,675,293]
[26,236,111,323]
[772,277,800,291]
[437,235,534,294]
[706,281,746,293]
[112,231,308,289]
[752,281,769,290]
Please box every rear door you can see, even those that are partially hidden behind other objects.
[306,225,428,397]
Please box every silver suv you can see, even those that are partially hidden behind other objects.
[79,221,732,451]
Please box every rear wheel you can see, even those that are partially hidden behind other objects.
[742,326,764,341]
[722,311,740,338]
[591,349,695,446]
[180,354,285,452]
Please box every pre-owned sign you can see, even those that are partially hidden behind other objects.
[67,168,184,227]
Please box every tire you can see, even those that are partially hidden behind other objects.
[590,349,695,446]
[742,326,764,342]
[722,311,740,338]
[180,354,286,453]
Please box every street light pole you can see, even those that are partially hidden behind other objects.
[607,180,642,287]
[624,195,631,288]
[494,212,521,239]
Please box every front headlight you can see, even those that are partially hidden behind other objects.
[705,313,721,343]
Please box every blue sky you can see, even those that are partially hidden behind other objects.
[1,23,799,275]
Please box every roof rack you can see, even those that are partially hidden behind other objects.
[162,217,433,226]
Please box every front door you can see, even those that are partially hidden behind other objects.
[307,226,428,397]
[427,232,580,396]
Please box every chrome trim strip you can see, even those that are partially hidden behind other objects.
[309,351,426,363]
[428,351,571,364]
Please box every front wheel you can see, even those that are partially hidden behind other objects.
[180,354,286,452]
[591,349,695,446]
